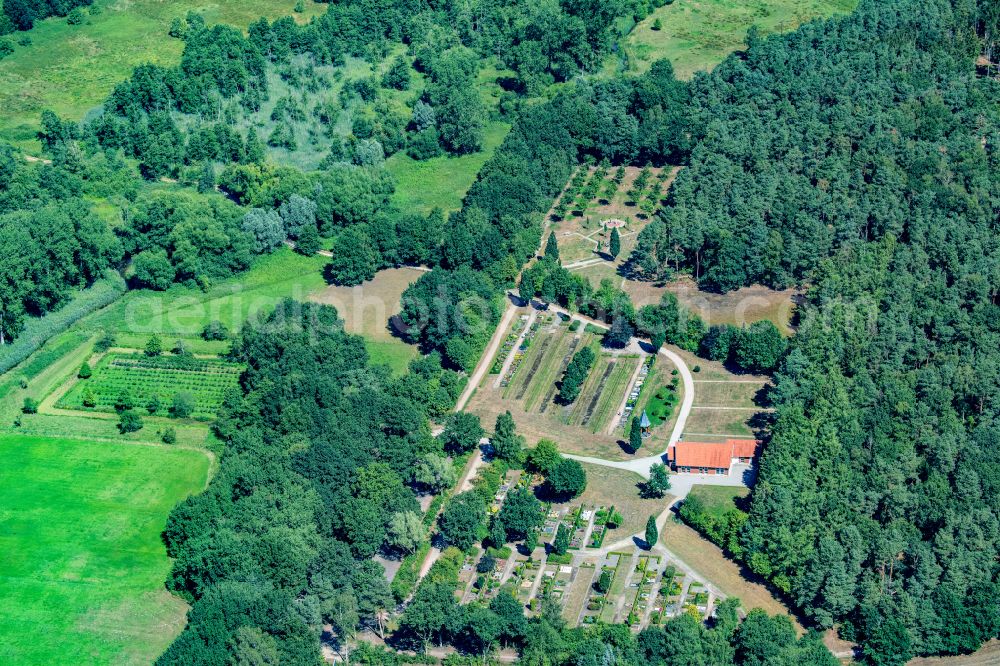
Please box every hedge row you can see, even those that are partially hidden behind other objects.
[0,271,126,375]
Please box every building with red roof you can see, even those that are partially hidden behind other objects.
[666,439,761,475]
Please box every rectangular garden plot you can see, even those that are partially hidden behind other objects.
[58,353,242,419]
[623,555,661,628]
[559,562,596,626]
[533,563,573,610]
[600,553,635,623]
[563,354,642,433]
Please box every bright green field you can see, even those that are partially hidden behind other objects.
[82,248,418,374]
[0,434,210,664]
[84,247,328,350]
[58,353,242,419]
[686,484,750,518]
[0,0,325,150]
[365,340,419,376]
[387,122,510,215]
[625,0,857,78]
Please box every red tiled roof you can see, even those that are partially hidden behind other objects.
[670,439,761,470]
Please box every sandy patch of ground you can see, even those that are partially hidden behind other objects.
[310,267,425,341]
[623,277,801,335]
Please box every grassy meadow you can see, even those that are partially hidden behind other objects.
[84,247,328,350]
[387,121,510,215]
[625,0,857,78]
[685,484,750,517]
[0,0,325,150]
[310,266,425,375]
[0,434,210,664]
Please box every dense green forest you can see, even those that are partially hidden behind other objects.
[629,0,999,293]
[158,300,465,663]
[0,0,94,32]
[1,0,998,662]
[628,0,1000,663]
[0,143,124,344]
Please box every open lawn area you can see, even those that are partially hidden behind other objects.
[310,266,424,375]
[387,122,510,215]
[669,349,772,441]
[0,434,210,664]
[0,0,325,151]
[625,0,857,79]
[622,278,799,335]
[685,485,750,517]
[577,464,672,539]
[908,640,1000,665]
[84,248,328,353]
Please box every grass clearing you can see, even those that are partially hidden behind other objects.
[85,248,328,343]
[908,640,1000,665]
[574,261,622,287]
[683,408,757,438]
[622,278,799,335]
[365,341,419,376]
[668,347,771,440]
[0,434,210,665]
[310,267,423,342]
[624,0,857,79]
[577,464,670,538]
[0,0,326,151]
[685,485,750,518]
[309,266,424,375]
[692,381,764,407]
[386,122,510,215]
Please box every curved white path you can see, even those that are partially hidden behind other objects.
[541,304,694,480]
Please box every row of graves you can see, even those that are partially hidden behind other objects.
[495,314,552,389]
[489,315,528,375]
[569,552,717,628]
[454,467,719,630]
[619,355,655,432]
[458,469,541,604]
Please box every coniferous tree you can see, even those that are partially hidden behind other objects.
[196,160,215,193]
[645,515,658,549]
[545,231,560,263]
[552,523,570,555]
[81,386,97,408]
[557,347,596,403]
[243,128,265,164]
[491,411,523,463]
[629,418,643,452]
[609,227,621,259]
[144,335,162,357]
